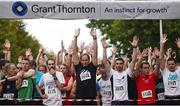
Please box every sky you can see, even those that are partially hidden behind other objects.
[23,19,110,58]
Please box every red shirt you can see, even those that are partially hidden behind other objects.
[135,73,156,104]
[62,76,73,105]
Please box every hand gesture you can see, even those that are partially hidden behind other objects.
[110,44,117,55]
[78,42,85,53]
[175,38,180,48]
[49,68,56,76]
[90,27,97,39]
[74,28,80,38]
[3,39,11,54]
[142,48,148,58]
[129,35,139,47]
[26,48,32,57]
[41,94,48,99]
[4,39,10,49]
[123,53,129,63]
[101,36,108,48]
[160,34,168,44]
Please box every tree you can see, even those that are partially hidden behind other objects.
[87,20,180,61]
[0,20,41,63]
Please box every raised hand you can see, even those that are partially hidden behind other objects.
[74,28,80,38]
[160,34,168,44]
[78,42,85,53]
[110,44,117,55]
[90,27,97,39]
[26,48,32,57]
[175,38,180,48]
[4,39,10,49]
[129,35,139,47]
[101,36,108,48]
[3,39,11,54]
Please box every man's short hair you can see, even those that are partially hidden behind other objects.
[97,63,105,69]
[140,61,150,69]
[80,53,90,61]
[46,58,55,65]
[167,57,176,64]
[115,58,125,64]
[0,59,10,69]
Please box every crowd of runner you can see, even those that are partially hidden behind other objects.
[0,28,180,105]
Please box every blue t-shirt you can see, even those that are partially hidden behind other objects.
[34,71,44,98]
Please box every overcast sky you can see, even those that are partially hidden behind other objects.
[23,19,111,58]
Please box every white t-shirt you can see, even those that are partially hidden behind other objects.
[110,68,133,101]
[161,66,180,96]
[97,75,112,105]
[38,71,65,106]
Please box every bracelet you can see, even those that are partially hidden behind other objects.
[93,37,97,40]
[132,46,137,48]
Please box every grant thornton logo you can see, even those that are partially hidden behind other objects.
[12,1,28,16]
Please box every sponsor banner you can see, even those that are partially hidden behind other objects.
[1,0,180,19]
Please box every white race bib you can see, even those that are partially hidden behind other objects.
[168,80,178,88]
[47,88,56,94]
[80,70,91,81]
[157,92,165,100]
[3,93,14,99]
[21,80,28,87]
[141,90,152,98]
[115,86,124,91]
[103,91,112,97]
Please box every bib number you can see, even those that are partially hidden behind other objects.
[80,71,91,81]
[115,86,124,91]
[141,90,152,98]
[157,92,164,100]
[21,80,28,87]
[3,93,14,99]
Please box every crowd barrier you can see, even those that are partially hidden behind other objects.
[1,98,180,105]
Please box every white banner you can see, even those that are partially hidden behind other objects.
[1,0,180,19]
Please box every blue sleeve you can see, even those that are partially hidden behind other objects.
[96,82,100,92]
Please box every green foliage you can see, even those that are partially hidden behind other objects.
[87,19,180,58]
[0,20,41,63]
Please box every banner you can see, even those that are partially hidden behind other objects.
[1,0,180,19]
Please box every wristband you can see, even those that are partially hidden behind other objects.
[132,46,137,48]
[93,37,97,40]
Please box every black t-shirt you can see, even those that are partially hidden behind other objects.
[1,80,17,98]
[74,62,97,99]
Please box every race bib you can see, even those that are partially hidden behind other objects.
[21,80,28,87]
[141,90,152,98]
[168,80,178,88]
[103,91,112,97]
[47,89,56,94]
[115,86,124,91]
[157,92,165,100]
[80,70,91,81]
[3,93,14,99]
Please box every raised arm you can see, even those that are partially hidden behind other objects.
[175,37,180,48]
[129,36,138,71]
[101,36,111,73]
[23,69,35,78]
[110,44,117,69]
[160,34,168,70]
[3,39,11,61]
[57,40,64,66]
[72,28,80,65]
[90,28,98,66]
